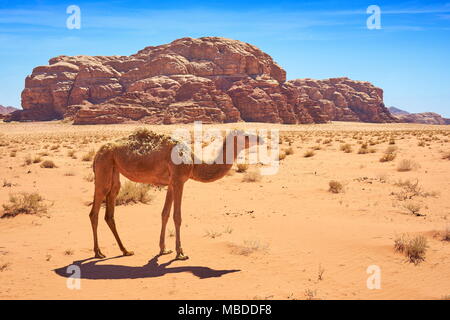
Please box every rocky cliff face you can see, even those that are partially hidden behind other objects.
[6,37,395,124]
[388,107,449,125]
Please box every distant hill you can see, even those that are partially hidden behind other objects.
[388,107,410,116]
[0,105,18,116]
[388,107,449,125]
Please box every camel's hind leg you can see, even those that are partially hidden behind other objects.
[105,167,134,256]
[89,163,112,259]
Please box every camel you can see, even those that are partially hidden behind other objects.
[89,128,262,260]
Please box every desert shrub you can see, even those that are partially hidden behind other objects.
[394,234,427,264]
[0,263,10,272]
[358,145,369,154]
[402,201,423,216]
[23,155,32,165]
[84,172,94,182]
[116,181,154,205]
[442,152,450,160]
[1,192,47,218]
[204,230,222,239]
[284,147,294,155]
[40,160,57,168]
[328,180,344,193]
[236,163,249,173]
[230,240,269,256]
[380,146,397,162]
[82,149,96,162]
[67,150,76,158]
[303,150,315,158]
[397,159,419,172]
[340,143,352,153]
[32,155,42,163]
[242,170,262,182]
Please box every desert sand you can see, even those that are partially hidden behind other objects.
[0,121,449,300]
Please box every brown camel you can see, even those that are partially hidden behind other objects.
[89,128,262,260]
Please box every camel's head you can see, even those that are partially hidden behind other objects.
[229,129,264,149]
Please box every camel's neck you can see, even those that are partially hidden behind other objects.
[191,137,242,183]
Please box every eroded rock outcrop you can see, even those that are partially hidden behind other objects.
[7,37,395,124]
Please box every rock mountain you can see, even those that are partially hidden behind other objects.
[6,37,395,124]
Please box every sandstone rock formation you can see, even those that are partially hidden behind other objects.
[6,37,396,124]
[389,107,449,125]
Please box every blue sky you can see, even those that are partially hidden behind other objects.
[1,0,450,116]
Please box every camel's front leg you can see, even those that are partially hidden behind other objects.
[159,187,173,255]
[172,181,188,260]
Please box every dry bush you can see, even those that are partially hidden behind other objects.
[236,163,249,173]
[397,159,420,172]
[441,226,450,242]
[230,240,269,256]
[340,143,352,153]
[303,150,315,158]
[394,234,427,264]
[402,201,424,216]
[82,149,96,162]
[115,181,154,205]
[380,146,397,162]
[242,170,262,183]
[284,147,294,155]
[1,192,47,218]
[204,230,222,239]
[0,263,11,272]
[393,179,436,200]
[442,151,450,160]
[278,151,287,161]
[33,155,42,163]
[23,155,32,166]
[84,172,94,182]
[328,180,344,193]
[67,150,77,158]
[358,144,369,154]
[40,160,57,168]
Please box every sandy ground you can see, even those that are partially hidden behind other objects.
[0,121,449,300]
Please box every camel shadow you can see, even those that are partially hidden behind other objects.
[54,254,240,280]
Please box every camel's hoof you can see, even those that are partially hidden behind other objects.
[176,253,189,261]
[160,249,173,255]
[95,251,106,259]
[123,251,134,256]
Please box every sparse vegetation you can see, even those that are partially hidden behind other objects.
[236,163,249,173]
[115,181,154,205]
[303,150,315,158]
[394,234,427,264]
[82,149,96,162]
[340,143,352,153]
[40,160,57,168]
[380,146,398,162]
[1,192,47,218]
[242,170,262,182]
[328,180,344,193]
[397,159,419,172]
[230,240,269,256]
[402,201,424,216]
